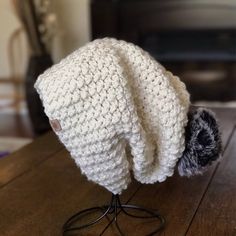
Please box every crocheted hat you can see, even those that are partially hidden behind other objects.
[35,38,191,194]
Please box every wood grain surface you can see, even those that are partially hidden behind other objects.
[0,108,235,236]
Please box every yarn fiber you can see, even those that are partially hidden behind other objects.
[178,108,222,177]
[35,38,190,194]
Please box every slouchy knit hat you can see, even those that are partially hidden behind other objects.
[35,38,190,194]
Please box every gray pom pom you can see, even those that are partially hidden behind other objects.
[178,108,222,177]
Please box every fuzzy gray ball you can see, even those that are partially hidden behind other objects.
[178,108,222,177]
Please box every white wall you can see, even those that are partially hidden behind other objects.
[51,0,91,62]
[0,0,91,78]
[0,0,28,78]
[0,0,91,111]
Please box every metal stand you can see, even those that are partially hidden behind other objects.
[63,193,165,236]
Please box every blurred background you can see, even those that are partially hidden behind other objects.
[0,0,236,157]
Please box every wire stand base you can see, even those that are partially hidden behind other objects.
[63,193,165,236]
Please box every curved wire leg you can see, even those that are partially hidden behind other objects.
[62,206,111,235]
[119,204,165,236]
[99,204,165,236]
[63,195,117,235]
[62,194,165,236]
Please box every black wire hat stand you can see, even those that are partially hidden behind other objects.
[63,193,165,236]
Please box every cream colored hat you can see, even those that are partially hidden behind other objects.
[34,38,190,194]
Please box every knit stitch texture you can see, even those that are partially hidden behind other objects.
[35,38,190,194]
[178,108,222,177]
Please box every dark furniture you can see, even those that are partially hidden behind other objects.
[0,107,236,235]
[91,0,236,101]
[91,0,236,55]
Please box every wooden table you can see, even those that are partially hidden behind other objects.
[0,108,236,236]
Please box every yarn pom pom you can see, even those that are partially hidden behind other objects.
[178,108,222,177]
